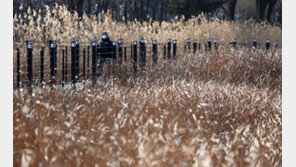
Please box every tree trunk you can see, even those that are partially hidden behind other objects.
[140,0,143,24]
[160,0,164,25]
[69,0,75,13]
[256,0,268,21]
[134,0,137,21]
[146,0,149,21]
[88,0,92,15]
[267,0,278,23]
[229,0,237,20]
[152,0,156,21]
[77,0,85,19]
[125,0,128,24]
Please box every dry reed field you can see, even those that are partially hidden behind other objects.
[13,4,282,167]
[14,48,282,166]
[13,5,282,45]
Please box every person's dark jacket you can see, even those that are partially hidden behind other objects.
[98,37,113,59]
[93,9,99,17]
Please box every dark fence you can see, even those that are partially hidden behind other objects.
[13,38,279,89]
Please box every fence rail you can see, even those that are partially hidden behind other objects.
[13,37,280,89]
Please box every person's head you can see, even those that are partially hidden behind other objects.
[95,4,98,10]
[102,31,109,40]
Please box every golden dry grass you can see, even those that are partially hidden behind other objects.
[14,47,281,166]
[13,4,282,167]
[13,4,282,45]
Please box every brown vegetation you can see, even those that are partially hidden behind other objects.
[14,47,282,166]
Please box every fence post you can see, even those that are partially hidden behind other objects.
[152,40,157,65]
[71,39,76,85]
[131,44,133,60]
[112,41,117,61]
[124,47,127,63]
[253,38,257,49]
[139,39,145,68]
[17,48,20,88]
[40,47,44,85]
[118,39,123,64]
[139,39,143,64]
[140,39,146,69]
[54,41,57,79]
[83,48,86,80]
[163,45,166,59]
[62,49,65,86]
[92,39,97,82]
[266,39,270,50]
[173,40,177,59]
[133,41,137,72]
[214,39,219,50]
[208,38,212,50]
[193,40,197,53]
[49,37,53,49]
[167,39,172,59]
[75,40,80,80]
[65,46,68,82]
[50,41,55,85]
[273,43,278,50]
[187,38,191,51]
[143,39,146,67]
[139,39,142,65]
[233,38,237,48]
[27,41,33,87]
[87,46,90,78]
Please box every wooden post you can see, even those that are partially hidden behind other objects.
[193,40,197,53]
[253,38,257,49]
[163,45,166,60]
[214,39,219,50]
[27,41,33,87]
[17,48,20,88]
[50,41,55,85]
[167,39,172,59]
[92,39,98,82]
[233,38,237,48]
[71,39,76,85]
[152,40,157,65]
[118,39,123,64]
[87,46,90,78]
[83,48,86,80]
[124,47,127,63]
[133,41,137,72]
[187,38,191,51]
[208,38,212,50]
[75,40,80,80]
[266,39,270,50]
[65,46,68,82]
[173,40,177,59]
[62,49,65,87]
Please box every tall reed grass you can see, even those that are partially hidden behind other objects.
[13,4,282,45]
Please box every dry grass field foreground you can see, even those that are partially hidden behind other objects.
[13,48,282,166]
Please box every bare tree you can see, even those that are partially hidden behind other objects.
[77,0,85,18]
[267,0,278,22]
[256,0,279,22]
[229,0,237,20]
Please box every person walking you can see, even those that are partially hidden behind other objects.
[97,31,113,81]
[92,4,100,17]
